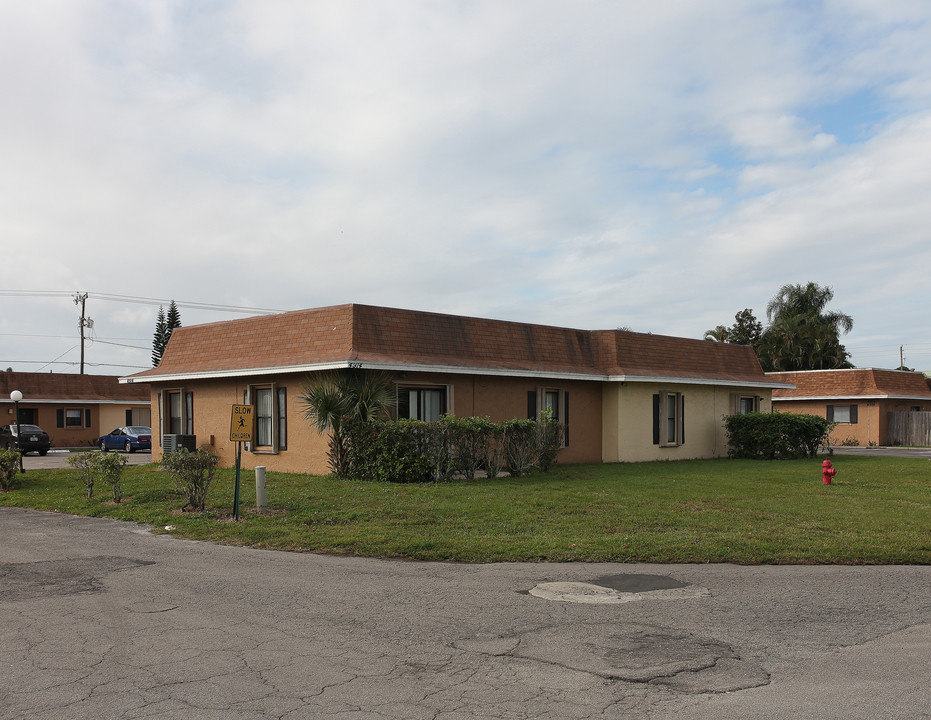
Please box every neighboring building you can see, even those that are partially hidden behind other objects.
[0,372,151,448]
[768,368,931,446]
[124,304,788,474]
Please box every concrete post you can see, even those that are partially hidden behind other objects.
[255,466,267,510]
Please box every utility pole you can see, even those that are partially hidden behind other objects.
[73,292,92,375]
[900,345,905,370]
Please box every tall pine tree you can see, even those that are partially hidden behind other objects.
[152,306,167,366]
[152,301,182,367]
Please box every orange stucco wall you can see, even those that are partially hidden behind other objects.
[8,403,148,448]
[774,399,930,445]
[148,371,605,473]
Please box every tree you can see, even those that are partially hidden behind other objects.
[704,309,762,348]
[152,300,182,367]
[758,282,853,371]
[728,309,763,348]
[703,325,730,342]
[152,306,167,366]
[299,370,397,477]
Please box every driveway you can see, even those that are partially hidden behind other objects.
[827,445,931,459]
[1,507,930,719]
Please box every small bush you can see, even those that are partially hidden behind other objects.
[724,412,833,460]
[68,451,128,502]
[502,419,538,477]
[0,448,23,491]
[96,452,127,503]
[68,452,98,498]
[160,446,220,511]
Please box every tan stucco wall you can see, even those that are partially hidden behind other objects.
[774,399,929,445]
[602,383,773,462]
[98,405,151,435]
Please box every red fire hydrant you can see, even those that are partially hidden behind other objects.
[822,459,836,485]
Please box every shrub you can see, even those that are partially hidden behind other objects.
[160,447,220,511]
[445,416,493,479]
[342,416,566,482]
[345,419,434,483]
[68,451,129,502]
[0,448,23,492]
[96,452,128,503]
[501,419,538,477]
[724,412,833,460]
[536,418,564,472]
[68,452,98,498]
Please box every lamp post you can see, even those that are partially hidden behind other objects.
[9,390,24,473]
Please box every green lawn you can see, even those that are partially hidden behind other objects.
[2,456,930,563]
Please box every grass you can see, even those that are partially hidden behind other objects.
[2,456,930,564]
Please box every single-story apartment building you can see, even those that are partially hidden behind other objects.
[124,304,790,473]
[0,372,151,448]
[768,368,931,446]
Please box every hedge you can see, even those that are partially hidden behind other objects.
[343,416,565,483]
[724,412,832,459]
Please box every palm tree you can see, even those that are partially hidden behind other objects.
[766,282,853,335]
[299,370,397,476]
[762,282,853,370]
[704,325,730,342]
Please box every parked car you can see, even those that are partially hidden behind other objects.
[98,426,152,453]
[1,424,51,456]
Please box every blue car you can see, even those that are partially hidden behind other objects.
[98,426,152,453]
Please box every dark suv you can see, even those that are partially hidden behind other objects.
[1,424,51,456]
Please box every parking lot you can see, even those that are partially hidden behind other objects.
[20,448,154,470]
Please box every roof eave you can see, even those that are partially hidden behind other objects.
[124,360,783,388]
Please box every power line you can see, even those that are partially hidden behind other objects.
[3,360,150,370]
[88,338,150,351]
[0,290,286,315]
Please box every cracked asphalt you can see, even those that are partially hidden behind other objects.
[2,507,930,719]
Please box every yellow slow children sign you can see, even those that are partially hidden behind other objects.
[230,404,254,442]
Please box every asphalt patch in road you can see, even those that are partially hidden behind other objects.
[0,556,154,602]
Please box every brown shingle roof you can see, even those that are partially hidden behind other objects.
[0,372,150,402]
[769,369,931,399]
[129,303,773,385]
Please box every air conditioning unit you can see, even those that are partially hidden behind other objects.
[162,434,197,453]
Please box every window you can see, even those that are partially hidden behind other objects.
[127,408,151,426]
[57,408,90,428]
[398,387,447,421]
[653,392,685,446]
[730,394,760,415]
[248,384,286,453]
[277,387,288,450]
[827,404,858,424]
[527,388,570,446]
[739,396,759,414]
[544,390,560,420]
[167,392,182,434]
[255,387,273,447]
[162,390,192,435]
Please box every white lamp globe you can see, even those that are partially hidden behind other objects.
[10,390,22,403]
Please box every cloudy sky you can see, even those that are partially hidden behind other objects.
[2,0,930,375]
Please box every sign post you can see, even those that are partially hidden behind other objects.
[230,404,254,522]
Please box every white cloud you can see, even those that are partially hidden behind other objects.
[1,1,930,371]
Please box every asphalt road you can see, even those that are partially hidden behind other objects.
[2,507,930,719]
